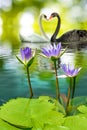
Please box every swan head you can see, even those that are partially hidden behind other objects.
[49,12,59,20]
[40,14,47,20]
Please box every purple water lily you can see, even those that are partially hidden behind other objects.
[41,43,63,60]
[16,46,36,98]
[20,47,32,63]
[61,64,82,113]
[16,47,36,67]
[41,43,64,101]
[61,64,82,77]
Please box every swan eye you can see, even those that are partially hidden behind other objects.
[44,15,47,19]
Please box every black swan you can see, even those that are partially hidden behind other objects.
[49,12,87,43]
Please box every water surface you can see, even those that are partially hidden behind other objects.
[0,40,87,105]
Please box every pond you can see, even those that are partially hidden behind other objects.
[0,39,87,105]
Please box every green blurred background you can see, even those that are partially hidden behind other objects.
[0,0,87,44]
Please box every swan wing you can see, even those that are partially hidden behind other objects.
[57,30,87,43]
[19,33,49,43]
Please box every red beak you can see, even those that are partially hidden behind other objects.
[49,15,53,20]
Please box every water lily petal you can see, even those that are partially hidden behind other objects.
[41,43,62,60]
[20,48,25,61]
[24,47,32,60]
[61,64,82,77]
[41,48,50,57]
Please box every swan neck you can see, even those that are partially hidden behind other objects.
[51,14,61,42]
[39,15,49,40]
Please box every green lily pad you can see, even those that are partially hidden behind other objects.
[0,97,55,129]
[71,96,87,107]
[77,105,87,118]
[0,119,21,130]
[78,105,87,114]
[31,110,64,129]
[43,125,69,130]
[0,98,32,128]
[63,115,87,130]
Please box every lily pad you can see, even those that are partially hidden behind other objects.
[0,119,21,130]
[71,96,87,107]
[43,125,69,130]
[63,115,87,130]
[78,105,87,114]
[0,97,55,128]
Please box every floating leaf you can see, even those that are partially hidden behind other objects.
[0,119,21,130]
[63,115,87,130]
[69,96,87,115]
[40,110,64,125]
[0,98,33,128]
[71,96,87,107]
[78,105,87,114]
[0,97,56,129]
[77,105,87,118]
[3,97,87,130]
[43,124,69,130]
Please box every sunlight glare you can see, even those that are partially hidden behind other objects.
[61,53,74,65]
[0,17,3,26]
[0,0,12,11]
[19,12,34,37]
[0,17,3,36]
[0,27,2,36]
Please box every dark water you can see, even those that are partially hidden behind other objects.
[0,41,87,105]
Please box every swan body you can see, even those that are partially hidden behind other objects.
[19,14,50,43]
[20,33,48,43]
[55,29,87,43]
[49,12,87,43]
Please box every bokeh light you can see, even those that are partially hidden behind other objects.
[19,12,34,37]
[0,0,12,11]
[0,17,3,36]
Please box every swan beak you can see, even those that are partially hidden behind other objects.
[49,15,53,20]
